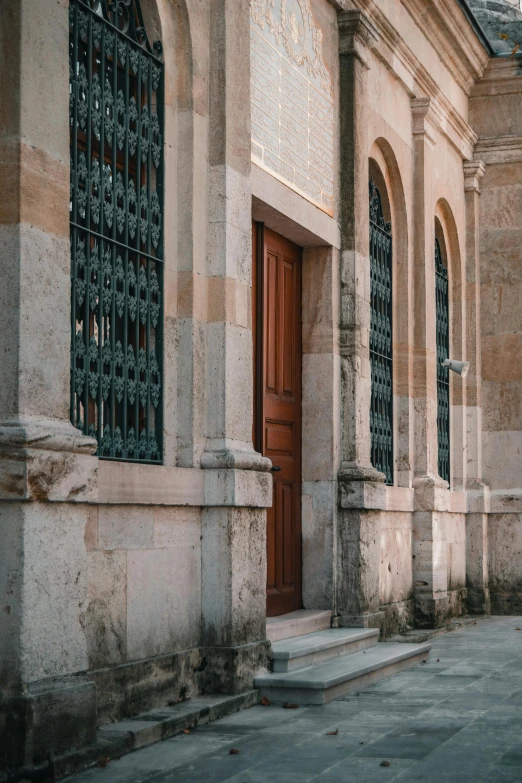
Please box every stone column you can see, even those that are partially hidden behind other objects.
[200,0,271,690]
[410,98,450,628]
[336,10,385,629]
[337,10,382,484]
[0,0,98,766]
[463,160,490,614]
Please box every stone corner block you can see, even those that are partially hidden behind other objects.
[204,469,272,507]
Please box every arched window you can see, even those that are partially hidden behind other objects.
[369,179,393,485]
[69,0,164,462]
[435,237,450,483]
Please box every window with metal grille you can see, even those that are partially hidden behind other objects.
[369,179,393,485]
[435,237,450,483]
[69,0,164,462]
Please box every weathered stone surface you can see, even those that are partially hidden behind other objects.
[127,546,201,660]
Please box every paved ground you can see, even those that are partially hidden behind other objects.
[70,617,522,783]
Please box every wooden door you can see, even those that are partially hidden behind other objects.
[253,223,302,617]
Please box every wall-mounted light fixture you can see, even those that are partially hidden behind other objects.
[442,358,470,377]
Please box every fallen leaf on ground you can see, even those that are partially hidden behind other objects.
[380,760,391,767]
[96,758,110,768]
[326,729,339,735]
[516,627,521,631]
[436,659,440,662]
[229,748,240,755]
[260,696,271,706]
[183,729,190,734]
[282,702,299,709]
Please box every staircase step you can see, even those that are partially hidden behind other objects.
[272,628,379,672]
[255,642,430,705]
[266,609,332,643]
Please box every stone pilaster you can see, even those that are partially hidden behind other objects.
[336,11,384,630]
[410,98,450,628]
[337,10,382,483]
[200,0,270,691]
[463,159,490,614]
[0,0,98,766]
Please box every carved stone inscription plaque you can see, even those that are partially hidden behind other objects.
[250,0,334,215]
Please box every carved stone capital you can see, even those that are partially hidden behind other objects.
[411,97,440,145]
[463,159,486,193]
[338,10,379,67]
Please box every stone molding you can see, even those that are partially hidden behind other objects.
[200,447,272,472]
[463,159,486,191]
[0,416,96,455]
[474,135,522,163]
[348,0,481,159]
[0,417,98,502]
[402,0,489,88]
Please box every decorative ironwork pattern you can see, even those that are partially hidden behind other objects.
[70,0,164,462]
[369,180,393,484]
[435,238,450,483]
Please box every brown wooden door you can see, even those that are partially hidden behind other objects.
[253,223,302,617]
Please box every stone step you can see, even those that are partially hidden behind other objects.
[266,609,332,643]
[271,628,379,672]
[255,642,431,705]
[48,692,259,782]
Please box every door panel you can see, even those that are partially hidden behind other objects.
[253,223,302,617]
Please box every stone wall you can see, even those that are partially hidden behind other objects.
[470,56,522,615]
[2,0,522,773]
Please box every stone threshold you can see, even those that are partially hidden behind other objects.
[388,614,487,644]
[0,691,259,783]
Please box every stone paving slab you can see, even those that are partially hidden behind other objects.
[66,617,522,783]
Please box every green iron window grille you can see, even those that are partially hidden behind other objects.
[69,0,164,462]
[435,238,450,483]
[369,180,393,485]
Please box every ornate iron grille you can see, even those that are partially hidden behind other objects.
[435,238,450,483]
[69,0,164,462]
[369,180,393,484]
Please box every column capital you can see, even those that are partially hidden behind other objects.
[411,97,440,145]
[338,9,379,66]
[463,159,486,193]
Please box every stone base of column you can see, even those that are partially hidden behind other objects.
[414,595,451,629]
[200,640,271,695]
[339,611,385,630]
[0,676,96,768]
[467,587,491,615]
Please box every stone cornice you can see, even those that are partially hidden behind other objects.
[471,56,522,97]
[341,1,482,159]
[404,0,490,89]
[333,0,491,82]
[474,135,522,164]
